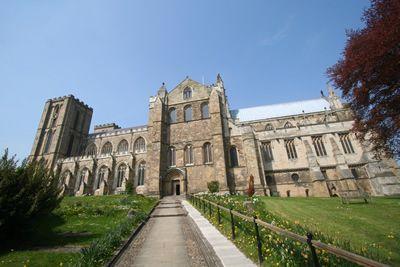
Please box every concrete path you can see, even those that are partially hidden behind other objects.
[115,196,219,267]
[182,200,256,267]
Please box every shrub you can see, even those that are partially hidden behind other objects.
[207,180,220,193]
[125,179,134,195]
[247,175,255,197]
[0,149,63,236]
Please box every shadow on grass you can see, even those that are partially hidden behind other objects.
[0,213,98,255]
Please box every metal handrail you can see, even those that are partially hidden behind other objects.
[189,194,388,267]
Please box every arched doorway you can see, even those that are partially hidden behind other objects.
[162,168,185,197]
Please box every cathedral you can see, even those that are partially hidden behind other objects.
[29,75,400,197]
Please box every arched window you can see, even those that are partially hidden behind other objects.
[168,146,176,167]
[50,105,59,128]
[184,145,194,165]
[169,108,177,123]
[284,121,293,128]
[201,102,209,119]
[117,164,127,188]
[183,87,192,100]
[138,162,146,186]
[134,137,146,153]
[117,139,129,154]
[96,166,107,189]
[86,143,97,156]
[73,111,81,130]
[265,123,274,131]
[101,142,113,155]
[229,146,239,167]
[291,173,300,182]
[203,142,213,164]
[44,130,53,153]
[184,105,192,122]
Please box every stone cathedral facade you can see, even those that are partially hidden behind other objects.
[29,75,400,197]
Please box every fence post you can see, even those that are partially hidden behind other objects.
[253,216,263,265]
[229,209,235,240]
[306,233,320,267]
[217,206,221,225]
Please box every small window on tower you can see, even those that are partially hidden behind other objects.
[183,87,192,100]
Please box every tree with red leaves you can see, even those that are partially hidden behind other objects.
[327,0,400,158]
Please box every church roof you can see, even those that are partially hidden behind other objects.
[231,98,330,122]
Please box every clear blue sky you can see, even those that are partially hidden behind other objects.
[0,0,369,160]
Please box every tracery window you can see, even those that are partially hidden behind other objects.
[117,164,127,187]
[86,143,97,156]
[339,133,355,154]
[101,142,113,155]
[285,139,298,159]
[138,162,146,186]
[184,105,192,122]
[169,108,177,123]
[291,173,300,182]
[229,146,239,167]
[183,87,192,100]
[117,139,129,154]
[134,137,146,153]
[312,136,327,156]
[201,102,209,119]
[203,142,213,164]
[284,121,293,128]
[78,168,88,187]
[261,141,274,161]
[265,123,274,131]
[168,146,176,167]
[184,145,194,165]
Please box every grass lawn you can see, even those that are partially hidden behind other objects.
[260,196,400,264]
[0,195,157,267]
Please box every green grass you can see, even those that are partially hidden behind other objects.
[192,195,400,266]
[0,195,157,267]
[260,196,400,264]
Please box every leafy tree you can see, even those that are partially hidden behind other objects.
[0,150,63,236]
[125,179,134,195]
[327,0,400,158]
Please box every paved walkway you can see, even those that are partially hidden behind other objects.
[115,196,218,267]
[115,196,255,267]
[182,200,256,267]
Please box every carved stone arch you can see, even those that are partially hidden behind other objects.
[134,136,147,153]
[162,167,186,197]
[284,121,294,128]
[61,169,75,196]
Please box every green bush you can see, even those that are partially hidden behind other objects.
[125,179,134,195]
[207,180,220,193]
[0,149,63,236]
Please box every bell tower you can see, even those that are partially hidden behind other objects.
[29,95,92,169]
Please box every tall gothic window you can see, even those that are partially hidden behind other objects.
[339,133,355,154]
[229,146,239,167]
[66,135,74,157]
[203,142,213,164]
[101,142,113,155]
[138,162,146,185]
[184,105,192,122]
[134,137,146,153]
[97,166,107,189]
[86,143,97,156]
[117,164,126,188]
[117,139,129,154]
[183,87,192,100]
[168,146,176,167]
[261,141,274,161]
[312,136,327,156]
[78,168,88,188]
[184,145,194,165]
[44,130,53,153]
[169,108,177,123]
[201,102,209,119]
[285,139,298,159]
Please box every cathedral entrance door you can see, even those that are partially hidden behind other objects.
[174,181,181,195]
[162,168,185,197]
